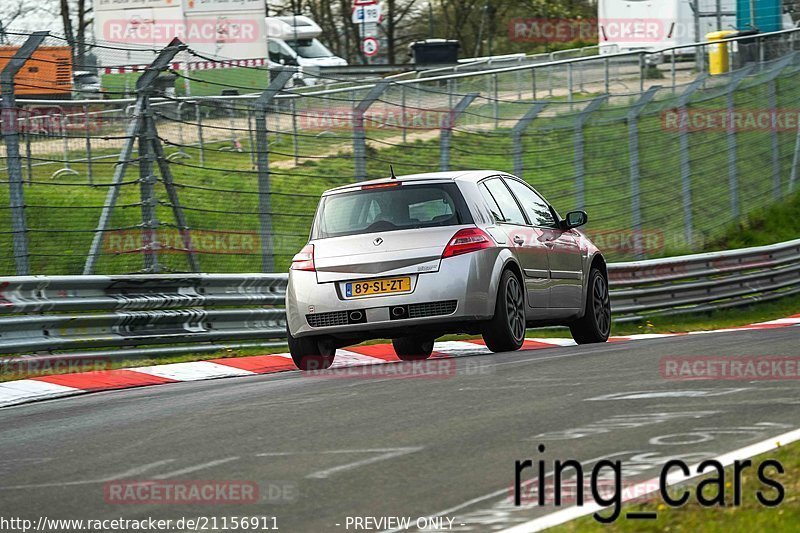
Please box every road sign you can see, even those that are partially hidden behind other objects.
[352,4,381,24]
[353,0,377,5]
[361,37,379,57]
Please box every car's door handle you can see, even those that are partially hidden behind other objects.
[544,240,555,247]
[513,235,525,245]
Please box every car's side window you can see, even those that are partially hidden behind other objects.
[480,178,527,225]
[504,178,557,228]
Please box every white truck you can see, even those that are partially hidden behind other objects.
[266,15,347,80]
[598,0,737,57]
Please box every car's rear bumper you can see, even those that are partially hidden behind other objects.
[286,250,501,338]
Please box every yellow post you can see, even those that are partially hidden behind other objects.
[706,30,737,75]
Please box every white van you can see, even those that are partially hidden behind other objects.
[266,15,347,82]
[597,0,736,57]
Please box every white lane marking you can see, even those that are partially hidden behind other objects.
[586,388,751,401]
[330,350,387,368]
[152,457,240,479]
[526,338,577,347]
[379,451,639,533]
[131,361,255,381]
[615,333,678,340]
[750,317,800,325]
[433,341,492,356]
[0,459,176,490]
[306,447,424,479]
[497,427,800,533]
[0,380,82,407]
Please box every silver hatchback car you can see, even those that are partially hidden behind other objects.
[285,170,610,370]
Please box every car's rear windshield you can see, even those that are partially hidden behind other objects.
[312,182,473,239]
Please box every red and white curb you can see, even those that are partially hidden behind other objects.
[1,314,798,408]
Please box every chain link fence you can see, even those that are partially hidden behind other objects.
[2,29,800,276]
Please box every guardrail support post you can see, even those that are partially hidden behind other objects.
[790,116,800,194]
[677,74,707,250]
[84,38,185,275]
[627,86,660,260]
[574,95,608,211]
[145,111,200,272]
[1,31,47,275]
[252,69,293,272]
[725,66,754,220]
[440,93,478,171]
[511,102,548,179]
[139,100,160,273]
[353,81,389,181]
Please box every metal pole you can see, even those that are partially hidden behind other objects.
[84,104,93,185]
[401,84,407,144]
[253,70,292,272]
[567,63,574,110]
[725,67,754,220]
[440,93,478,171]
[146,112,200,272]
[353,81,389,181]
[291,98,299,166]
[83,38,186,275]
[790,118,800,193]
[138,100,160,273]
[195,102,205,167]
[574,95,608,211]
[677,75,707,250]
[627,86,660,259]
[511,102,548,179]
[1,31,47,275]
[769,79,781,199]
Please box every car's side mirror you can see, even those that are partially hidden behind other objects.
[563,210,588,229]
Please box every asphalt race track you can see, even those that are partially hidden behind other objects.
[1,327,798,532]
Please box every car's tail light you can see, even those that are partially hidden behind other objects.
[291,244,315,271]
[442,228,494,258]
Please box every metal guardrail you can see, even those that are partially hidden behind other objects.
[0,238,798,358]
[608,237,800,322]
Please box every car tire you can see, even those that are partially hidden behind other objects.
[287,327,336,370]
[482,269,526,353]
[569,267,611,344]
[392,337,435,361]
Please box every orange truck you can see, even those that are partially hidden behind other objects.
[0,46,73,98]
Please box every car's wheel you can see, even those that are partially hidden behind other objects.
[287,327,336,370]
[392,337,435,361]
[569,267,611,344]
[482,269,526,353]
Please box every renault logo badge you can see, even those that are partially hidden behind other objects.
[373,237,383,246]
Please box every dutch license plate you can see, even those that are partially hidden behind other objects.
[345,277,411,298]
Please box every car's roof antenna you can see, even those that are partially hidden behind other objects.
[390,165,397,179]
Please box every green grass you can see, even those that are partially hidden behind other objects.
[551,437,800,532]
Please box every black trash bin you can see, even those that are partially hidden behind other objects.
[409,39,460,65]
[730,29,760,69]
